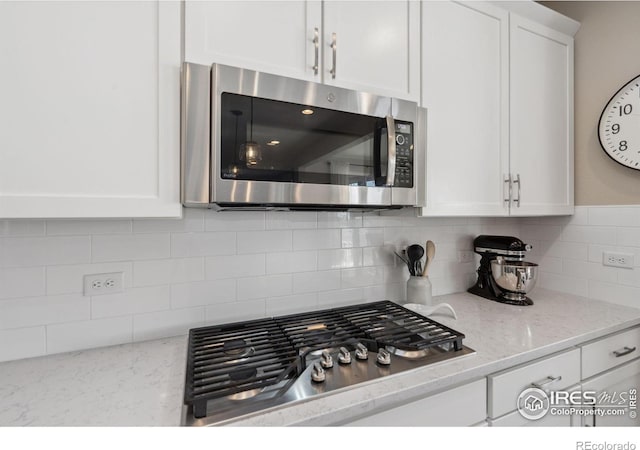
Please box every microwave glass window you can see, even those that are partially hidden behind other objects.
[220,93,393,186]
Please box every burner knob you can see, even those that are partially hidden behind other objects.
[355,343,368,360]
[311,362,326,383]
[377,348,391,366]
[338,347,352,364]
[321,350,334,368]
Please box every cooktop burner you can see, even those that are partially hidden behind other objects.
[182,300,474,426]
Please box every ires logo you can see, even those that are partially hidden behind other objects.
[550,391,597,406]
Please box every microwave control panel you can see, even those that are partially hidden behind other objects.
[394,121,413,188]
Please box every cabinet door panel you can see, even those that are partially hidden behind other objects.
[322,1,419,101]
[509,13,574,216]
[0,1,181,218]
[420,1,509,216]
[582,359,640,427]
[185,1,321,82]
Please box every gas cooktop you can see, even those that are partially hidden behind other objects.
[181,300,474,426]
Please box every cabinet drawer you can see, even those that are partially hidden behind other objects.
[344,379,487,426]
[582,326,640,379]
[488,348,580,418]
[489,408,572,427]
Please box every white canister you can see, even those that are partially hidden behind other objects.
[406,276,433,306]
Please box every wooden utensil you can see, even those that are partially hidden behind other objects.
[422,240,436,277]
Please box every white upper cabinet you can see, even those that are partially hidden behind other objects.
[0,1,181,218]
[184,1,322,82]
[419,1,578,217]
[184,1,419,101]
[322,1,420,101]
[421,1,509,216]
[509,14,574,216]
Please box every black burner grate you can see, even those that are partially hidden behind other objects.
[185,301,466,419]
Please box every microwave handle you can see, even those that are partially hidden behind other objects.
[385,115,397,187]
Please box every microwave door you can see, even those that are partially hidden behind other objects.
[374,116,397,187]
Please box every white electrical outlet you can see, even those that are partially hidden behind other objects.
[84,272,124,296]
[602,252,634,269]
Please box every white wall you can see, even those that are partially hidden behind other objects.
[0,208,520,362]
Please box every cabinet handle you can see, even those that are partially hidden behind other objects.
[330,33,337,79]
[312,27,319,76]
[613,346,636,358]
[531,375,562,389]
[504,174,512,206]
[513,174,521,207]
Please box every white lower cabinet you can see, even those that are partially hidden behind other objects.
[488,348,581,419]
[490,407,573,427]
[343,378,486,426]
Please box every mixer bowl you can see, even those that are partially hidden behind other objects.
[490,259,538,298]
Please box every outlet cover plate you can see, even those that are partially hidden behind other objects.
[603,251,634,269]
[83,272,125,296]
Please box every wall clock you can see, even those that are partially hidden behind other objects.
[598,74,640,171]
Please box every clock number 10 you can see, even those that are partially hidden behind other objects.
[619,104,633,116]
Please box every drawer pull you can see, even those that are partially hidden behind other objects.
[612,346,636,358]
[531,375,562,389]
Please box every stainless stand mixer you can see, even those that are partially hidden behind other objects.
[468,235,539,306]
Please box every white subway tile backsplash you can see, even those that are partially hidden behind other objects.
[341,228,384,248]
[205,254,265,280]
[46,262,133,295]
[47,316,132,354]
[205,299,266,325]
[3,204,640,363]
[205,211,265,232]
[171,232,236,257]
[0,327,46,362]
[91,286,170,319]
[293,270,341,294]
[317,248,363,270]
[133,307,205,341]
[0,220,45,236]
[93,234,170,262]
[318,211,363,229]
[133,209,204,233]
[0,294,89,330]
[170,279,236,308]
[237,274,292,300]
[266,293,318,316]
[341,267,385,289]
[562,225,618,245]
[133,258,204,287]
[47,219,132,236]
[266,211,317,230]
[0,267,45,299]
[588,206,640,227]
[0,236,91,268]
[266,251,317,274]
[237,230,292,254]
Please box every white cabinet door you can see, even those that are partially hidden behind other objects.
[509,13,574,216]
[322,1,420,101]
[582,359,640,427]
[0,1,181,218]
[343,378,487,426]
[420,1,509,216]
[185,1,322,82]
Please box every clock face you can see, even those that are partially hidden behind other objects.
[598,74,640,171]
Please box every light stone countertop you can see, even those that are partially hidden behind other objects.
[1,288,639,427]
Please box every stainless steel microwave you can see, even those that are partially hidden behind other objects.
[181,63,423,210]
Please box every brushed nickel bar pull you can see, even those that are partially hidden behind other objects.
[531,375,562,389]
[504,174,512,206]
[513,173,521,208]
[312,27,319,76]
[613,346,636,357]
[330,33,337,79]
